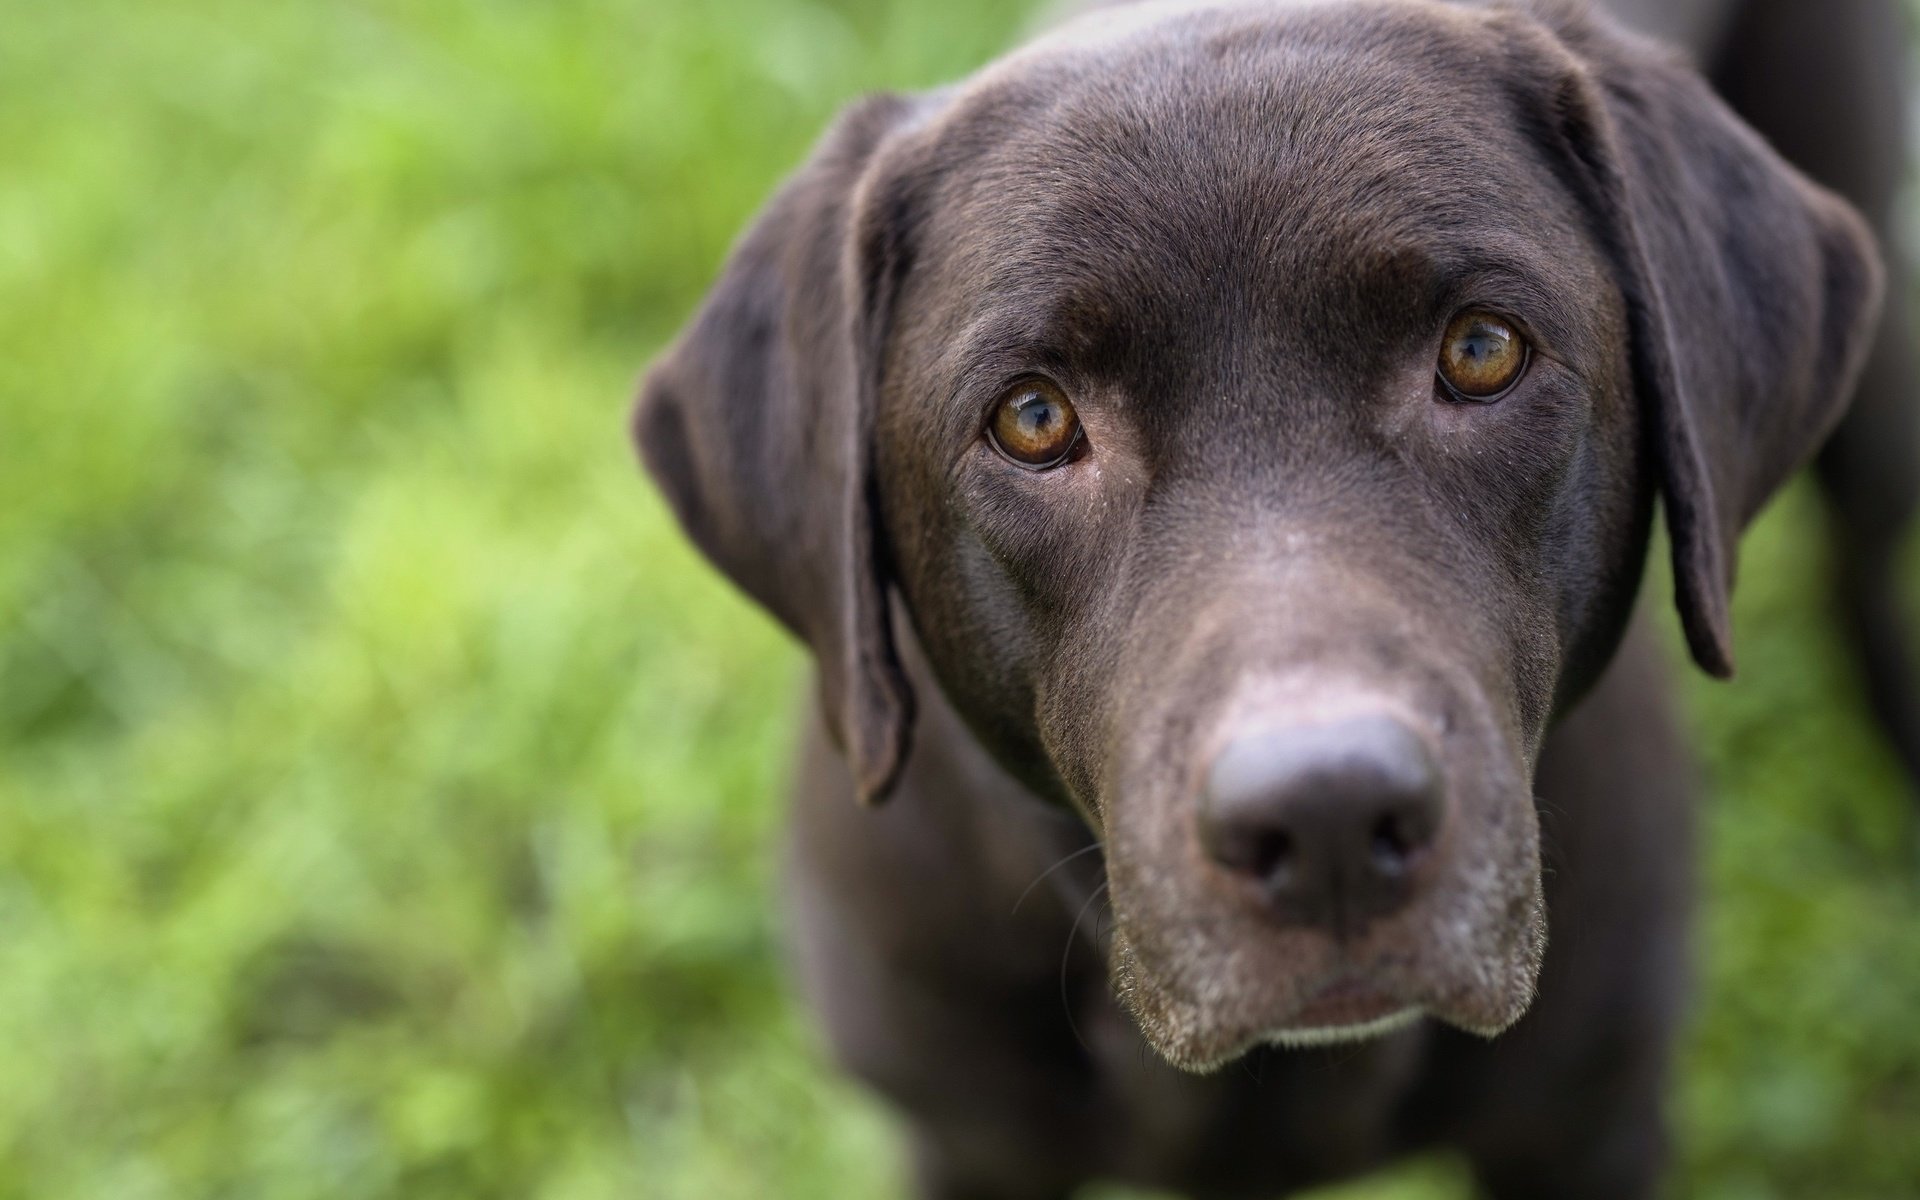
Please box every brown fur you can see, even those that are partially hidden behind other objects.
[635,1,1894,1195]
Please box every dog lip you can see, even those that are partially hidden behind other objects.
[1261,1005,1425,1050]
[1279,974,1407,1032]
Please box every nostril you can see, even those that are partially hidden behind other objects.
[1251,829,1294,880]
[1369,813,1413,877]
[1200,816,1296,879]
[1366,792,1438,878]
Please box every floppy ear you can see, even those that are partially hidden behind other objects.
[1548,17,1884,676]
[634,94,926,804]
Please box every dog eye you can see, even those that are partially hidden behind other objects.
[1437,310,1529,401]
[988,379,1082,468]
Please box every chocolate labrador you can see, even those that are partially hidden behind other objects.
[635,1,1899,1195]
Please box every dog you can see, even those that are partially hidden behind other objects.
[634,1,1899,1195]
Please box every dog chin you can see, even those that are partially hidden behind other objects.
[1129,1007,1430,1075]
[1164,1007,1433,1073]
[1134,997,1525,1075]
[1110,918,1545,1074]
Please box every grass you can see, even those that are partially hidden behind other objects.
[0,1,1915,1196]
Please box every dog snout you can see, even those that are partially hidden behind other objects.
[1198,713,1443,936]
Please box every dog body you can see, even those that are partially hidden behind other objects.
[638,2,1900,1196]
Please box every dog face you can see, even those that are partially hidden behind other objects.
[637,0,1879,1071]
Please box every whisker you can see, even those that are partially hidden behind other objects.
[1011,840,1105,916]
[1060,880,1111,1056]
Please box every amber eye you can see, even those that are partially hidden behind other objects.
[1437,310,1529,401]
[988,379,1082,468]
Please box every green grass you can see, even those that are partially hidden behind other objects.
[1,1,1916,1196]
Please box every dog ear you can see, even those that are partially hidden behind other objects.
[634,94,928,804]
[1546,18,1884,676]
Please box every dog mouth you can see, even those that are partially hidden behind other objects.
[1263,1006,1427,1049]
[1106,880,1546,1074]
[1264,975,1424,1047]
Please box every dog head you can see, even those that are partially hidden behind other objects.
[635,0,1880,1070]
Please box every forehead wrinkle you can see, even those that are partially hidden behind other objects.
[931,209,1590,429]
[902,0,1612,415]
[938,274,1174,413]
[935,53,1584,322]
[948,170,1582,365]
[922,0,1590,237]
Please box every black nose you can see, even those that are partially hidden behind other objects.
[1199,714,1443,936]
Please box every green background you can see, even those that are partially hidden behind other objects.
[1,1,1916,1196]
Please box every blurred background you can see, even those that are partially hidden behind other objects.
[2,1,1918,1197]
